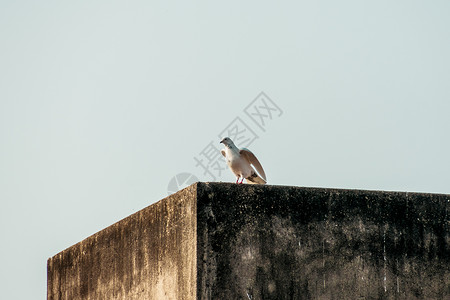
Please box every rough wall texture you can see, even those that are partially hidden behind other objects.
[48,182,449,300]
[196,183,449,300]
[47,185,197,300]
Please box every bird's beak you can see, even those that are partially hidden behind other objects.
[219,140,224,144]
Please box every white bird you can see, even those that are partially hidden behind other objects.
[220,137,267,184]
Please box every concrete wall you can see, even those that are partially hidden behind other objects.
[48,182,449,299]
[47,186,197,299]
[197,183,449,300]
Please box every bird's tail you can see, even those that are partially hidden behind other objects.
[246,174,267,184]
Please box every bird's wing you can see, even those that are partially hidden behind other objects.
[240,148,266,181]
[221,149,226,158]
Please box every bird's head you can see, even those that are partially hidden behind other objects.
[220,137,234,147]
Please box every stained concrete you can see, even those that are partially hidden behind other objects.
[48,182,449,299]
[197,183,449,300]
[47,185,197,299]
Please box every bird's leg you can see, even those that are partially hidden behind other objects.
[239,178,245,184]
[236,177,240,184]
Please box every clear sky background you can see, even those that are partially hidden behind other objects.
[1,1,449,299]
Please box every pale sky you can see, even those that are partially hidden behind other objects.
[1,1,449,299]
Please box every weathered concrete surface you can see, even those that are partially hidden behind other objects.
[196,183,449,300]
[47,186,197,299]
[48,182,449,299]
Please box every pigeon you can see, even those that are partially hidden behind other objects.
[220,137,267,184]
